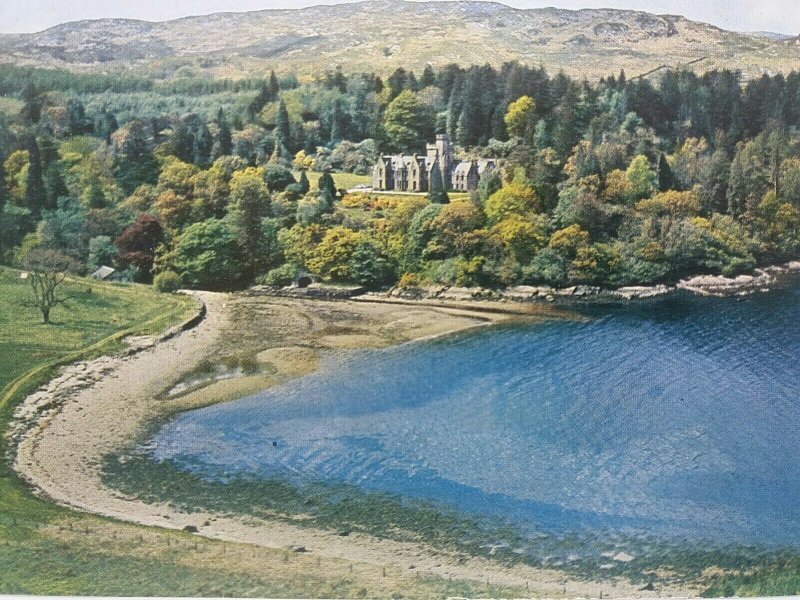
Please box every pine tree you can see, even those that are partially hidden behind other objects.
[26,137,45,218]
[552,86,581,157]
[248,75,279,122]
[216,109,233,157]
[21,82,41,125]
[658,153,675,192]
[193,123,214,167]
[44,164,67,211]
[66,99,88,135]
[330,100,347,143]
[96,110,119,143]
[268,70,280,101]
[446,78,463,141]
[172,121,195,163]
[420,64,436,89]
[87,182,107,209]
[428,162,449,204]
[388,68,411,99]
[318,171,337,203]
[456,68,484,147]
[275,100,291,150]
[491,105,507,141]
[298,170,310,195]
[38,136,59,170]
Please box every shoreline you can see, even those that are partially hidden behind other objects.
[10,291,681,597]
[352,260,800,305]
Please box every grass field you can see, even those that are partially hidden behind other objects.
[0,266,524,597]
[0,268,194,393]
[296,170,372,191]
[294,170,473,203]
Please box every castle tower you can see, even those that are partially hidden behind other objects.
[435,133,453,186]
[427,134,453,192]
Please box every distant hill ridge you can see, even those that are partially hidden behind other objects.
[0,0,798,79]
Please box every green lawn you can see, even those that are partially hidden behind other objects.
[0,268,194,393]
[296,170,372,191]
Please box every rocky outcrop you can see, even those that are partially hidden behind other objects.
[677,262,800,297]
[248,283,366,299]
[356,261,800,306]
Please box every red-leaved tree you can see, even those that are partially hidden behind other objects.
[115,213,164,282]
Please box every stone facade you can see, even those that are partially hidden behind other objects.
[372,134,495,193]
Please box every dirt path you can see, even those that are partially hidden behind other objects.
[12,292,692,598]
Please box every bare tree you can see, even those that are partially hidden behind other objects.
[22,249,79,324]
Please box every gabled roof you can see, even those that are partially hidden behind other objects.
[453,161,478,175]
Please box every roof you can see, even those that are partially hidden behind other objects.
[453,161,478,175]
[385,155,425,170]
[91,266,116,280]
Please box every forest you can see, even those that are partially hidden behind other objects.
[1,61,800,291]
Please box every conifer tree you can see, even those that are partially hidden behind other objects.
[248,75,279,122]
[428,162,449,204]
[193,123,214,168]
[96,110,119,143]
[21,82,41,125]
[275,99,291,150]
[268,70,280,101]
[446,78,463,141]
[456,68,484,147]
[44,164,67,211]
[318,171,337,202]
[420,64,436,89]
[298,169,310,195]
[26,137,45,218]
[216,108,233,157]
[38,136,59,170]
[330,100,347,143]
[658,153,675,192]
[87,182,107,209]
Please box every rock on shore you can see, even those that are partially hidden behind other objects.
[365,261,800,304]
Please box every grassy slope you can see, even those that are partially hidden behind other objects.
[0,267,522,597]
[0,269,193,393]
[298,170,372,191]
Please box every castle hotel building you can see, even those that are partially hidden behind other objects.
[372,134,495,193]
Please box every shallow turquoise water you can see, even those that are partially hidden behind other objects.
[151,286,800,549]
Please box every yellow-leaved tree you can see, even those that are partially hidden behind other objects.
[504,96,536,139]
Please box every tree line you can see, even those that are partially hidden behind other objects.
[2,61,800,295]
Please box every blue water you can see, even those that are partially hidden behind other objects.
[151,286,800,549]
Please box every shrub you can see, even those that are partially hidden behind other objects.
[256,264,299,287]
[397,272,422,287]
[153,270,182,293]
[523,248,568,286]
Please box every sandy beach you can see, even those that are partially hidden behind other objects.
[11,291,695,597]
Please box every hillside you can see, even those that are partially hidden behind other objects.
[0,0,798,80]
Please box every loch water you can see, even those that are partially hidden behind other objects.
[150,285,800,549]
